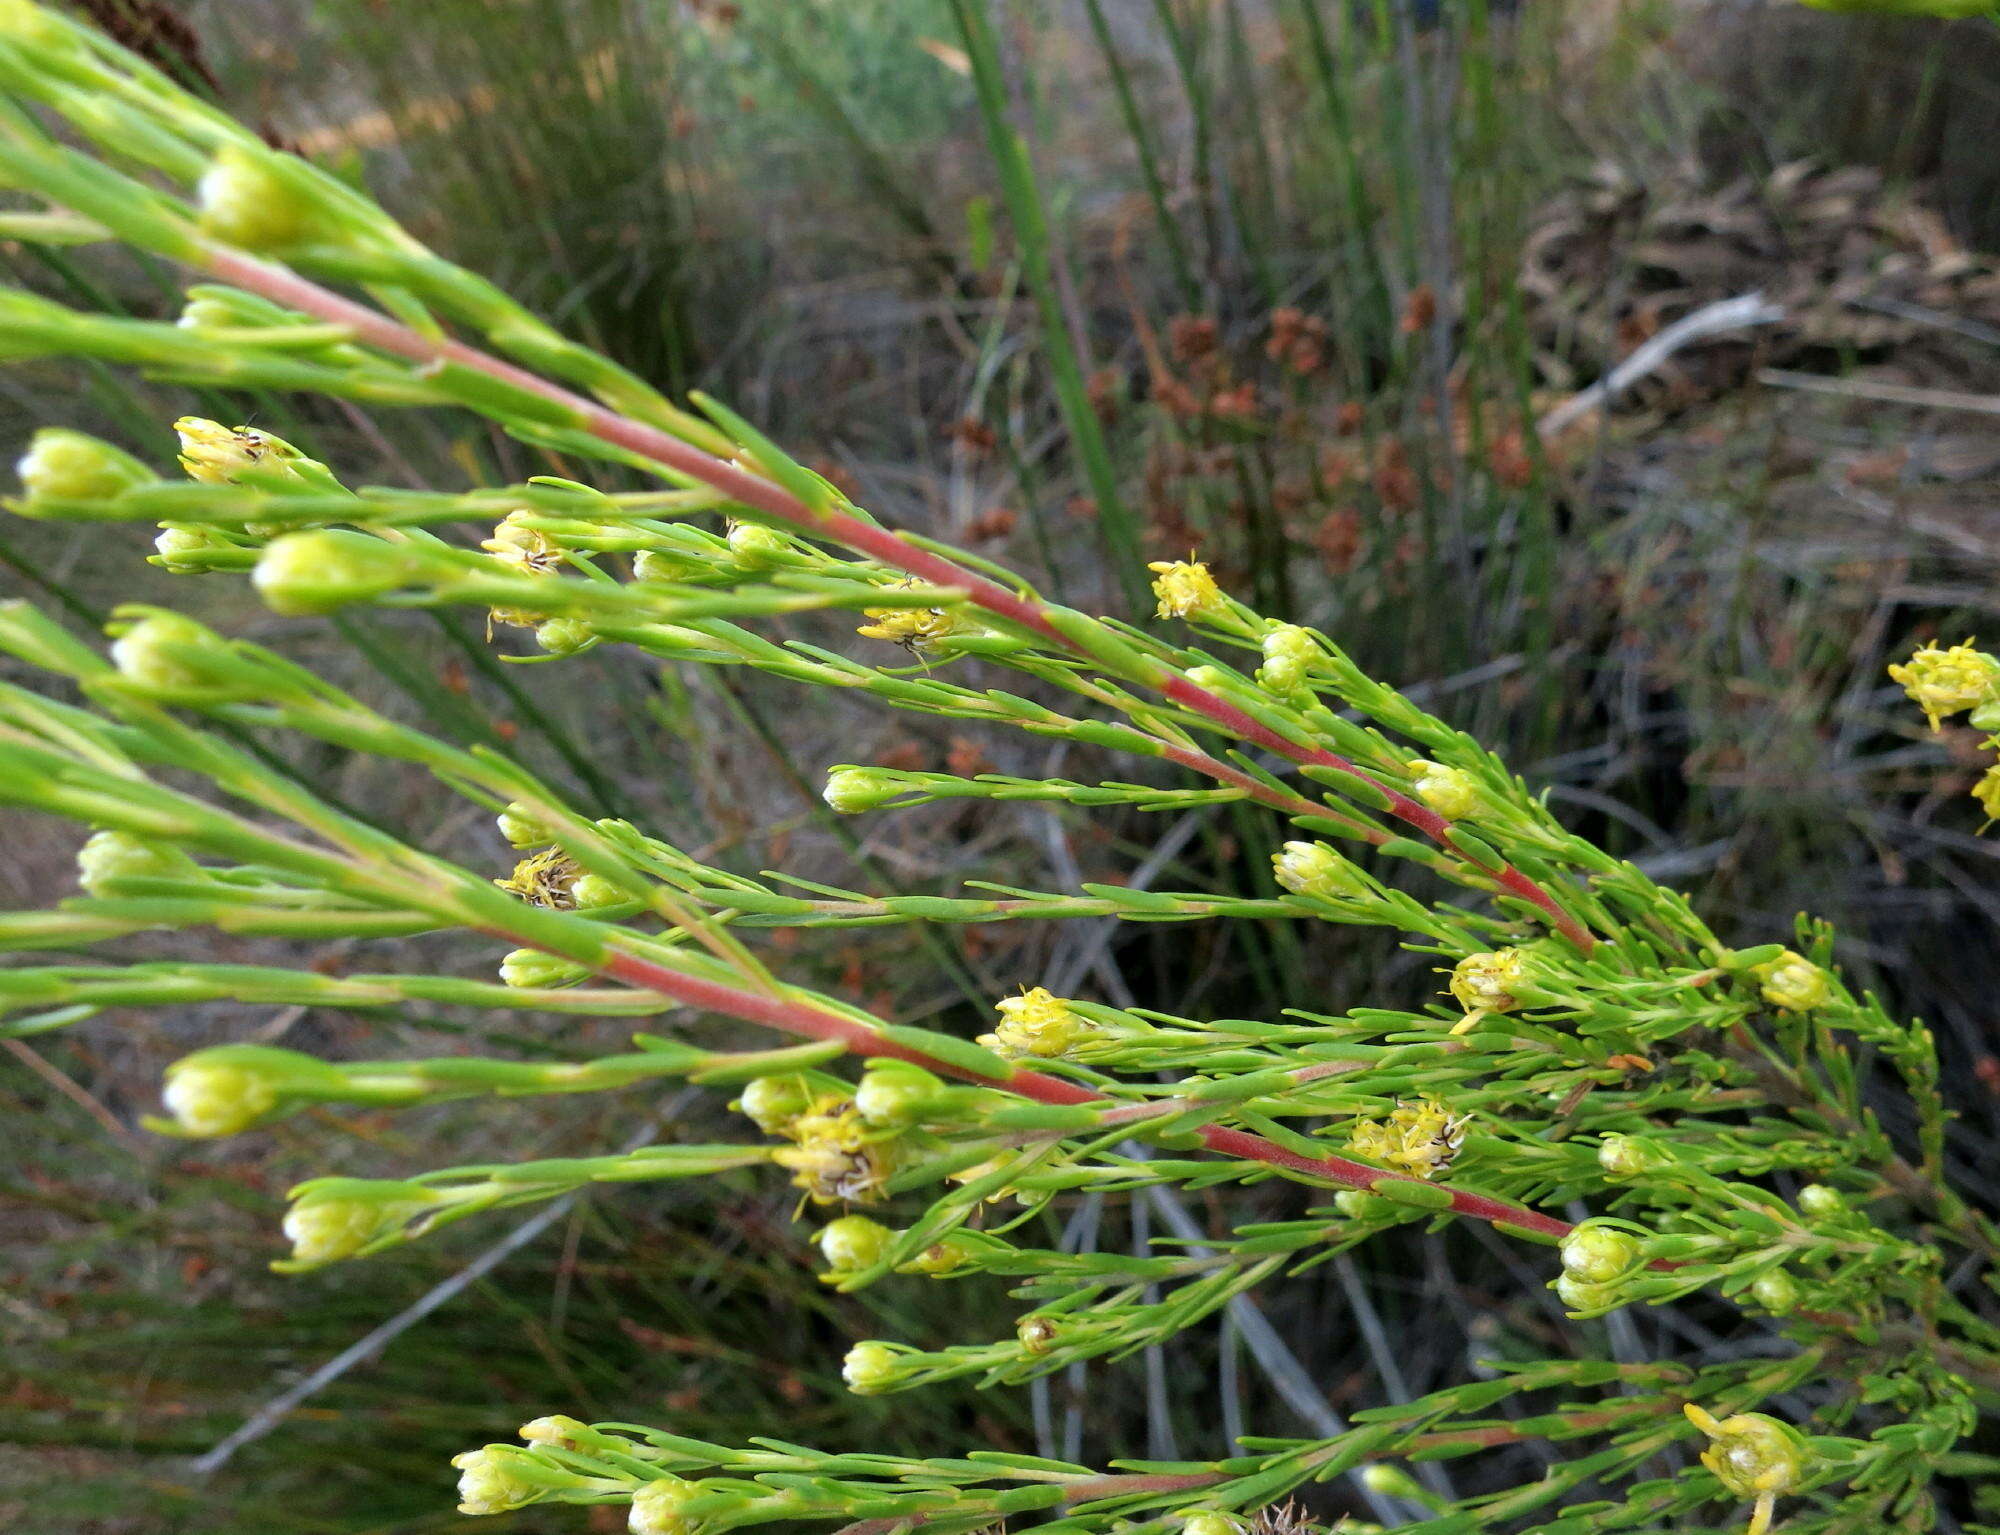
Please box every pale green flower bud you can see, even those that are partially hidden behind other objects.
[1595,1133,1657,1180]
[1016,1315,1059,1354]
[1408,759,1480,820]
[196,144,328,252]
[496,801,553,849]
[517,1414,589,1447]
[282,1182,432,1264]
[534,616,595,655]
[108,610,227,696]
[1184,665,1231,691]
[75,830,196,895]
[568,873,624,909]
[1750,1268,1799,1315]
[841,1339,906,1395]
[629,1475,701,1535]
[153,524,236,573]
[1270,839,1366,901]
[1554,1271,1619,1314]
[497,949,588,989]
[726,520,791,567]
[822,766,909,815]
[161,1053,282,1136]
[817,1215,895,1275]
[1179,1513,1239,1535]
[1797,1184,1844,1218]
[1256,624,1318,694]
[854,1060,948,1128]
[252,530,413,615]
[450,1446,542,1517]
[13,428,152,509]
[904,1234,976,1275]
[732,1075,814,1135]
[1360,1465,1427,1499]
[632,548,708,583]
[1335,1188,1382,1218]
[1752,951,1832,1013]
[1560,1221,1644,1284]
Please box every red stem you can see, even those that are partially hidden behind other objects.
[198,248,1592,948]
[593,946,1574,1243]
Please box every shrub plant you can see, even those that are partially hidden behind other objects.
[0,5,1997,1532]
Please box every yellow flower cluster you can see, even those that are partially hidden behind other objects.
[481,511,565,631]
[1347,1095,1469,1180]
[493,848,583,910]
[173,415,307,485]
[979,986,1096,1058]
[1889,641,2000,830]
[1147,557,1225,621]
[769,1095,899,1204]
[1684,1404,1812,1535]
[1446,948,1528,1027]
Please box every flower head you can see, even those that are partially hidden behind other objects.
[450,1446,542,1517]
[1973,763,2000,830]
[1752,950,1832,1013]
[1447,948,1528,1017]
[1147,558,1226,621]
[1256,625,1318,694]
[629,1476,702,1535]
[1270,840,1366,902]
[162,1054,282,1136]
[1684,1404,1812,1535]
[1887,640,2000,730]
[174,416,307,486]
[494,849,584,909]
[841,1339,907,1395]
[856,582,968,652]
[981,986,1094,1058]
[1347,1095,1469,1179]
[14,427,152,507]
[1407,759,1480,820]
[770,1096,899,1203]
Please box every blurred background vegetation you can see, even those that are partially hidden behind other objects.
[3,0,2000,1530]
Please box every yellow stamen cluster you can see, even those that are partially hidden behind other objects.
[769,1095,899,1204]
[1447,948,1528,1023]
[493,848,583,909]
[1887,640,1999,730]
[1751,949,1832,1013]
[1347,1095,1468,1180]
[1977,764,2000,830]
[979,986,1095,1058]
[1147,557,1226,621]
[481,511,565,630]
[856,602,965,650]
[1683,1404,1812,1535]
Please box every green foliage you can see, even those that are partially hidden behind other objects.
[0,5,1998,1535]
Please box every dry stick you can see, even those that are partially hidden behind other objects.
[197,247,1593,951]
[589,942,1575,1243]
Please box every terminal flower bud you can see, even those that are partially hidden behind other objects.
[13,427,152,508]
[75,830,197,895]
[629,1475,701,1535]
[1752,951,1831,1013]
[252,529,414,615]
[817,1215,895,1276]
[161,1048,287,1136]
[1016,1314,1059,1354]
[1256,624,1318,693]
[725,520,790,567]
[1559,1220,1644,1284]
[1147,557,1226,621]
[1180,1513,1240,1535]
[1797,1184,1844,1218]
[451,1446,544,1517]
[854,1059,948,1128]
[822,766,909,815]
[1270,839,1366,901]
[496,801,554,849]
[280,1179,440,1265]
[534,617,595,655]
[1596,1133,1657,1180]
[1886,640,1999,729]
[498,949,587,989]
[196,144,332,252]
[152,524,238,572]
[841,1339,908,1395]
[732,1075,814,1136]
[1750,1269,1799,1315]
[175,416,311,486]
[1554,1271,1620,1315]
[982,986,1094,1058]
[108,610,231,697]
[1408,759,1480,820]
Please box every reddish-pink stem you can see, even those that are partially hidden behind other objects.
[593,946,1574,1242]
[199,249,1592,948]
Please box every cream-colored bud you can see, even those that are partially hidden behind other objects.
[1408,759,1480,820]
[196,144,323,252]
[817,1215,895,1275]
[726,520,790,567]
[75,830,189,895]
[252,530,411,615]
[1752,951,1831,1013]
[109,611,220,694]
[161,1057,280,1136]
[841,1340,905,1395]
[629,1476,701,1535]
[733,1076,814,1135]
[1270,840,1366,901]
[1559,1221,1644,1284]
[14,428,151,506]
[822,766,908,815]
[534,617,594,655]
[450,1447,540,1518]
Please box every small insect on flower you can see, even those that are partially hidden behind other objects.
[1147,557,1226,621]
[493,849,585,909]
[1347,1095,1470,1180]
[1683,1404,1812,1535]
[856,579,968,658]
[1887,639,2000,730]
